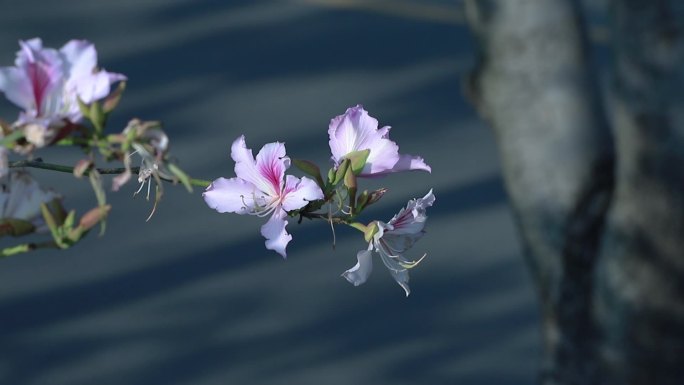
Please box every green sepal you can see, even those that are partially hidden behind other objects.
[77,97,90,121]
[348,222,368,234]
[41,202,65,248]
[342,149,370,175]
[363,221,380,243]
[89,102,105,134]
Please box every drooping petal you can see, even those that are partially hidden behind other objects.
[388,266,411,297]
[260,209,291,258]
[342,249,374,287]
[381,153,432,174]
[231,135,279,197]
[203,177,259,215]
[281,175,323,212]
[378,249,411,297]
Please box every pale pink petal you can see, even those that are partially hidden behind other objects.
[328,105,400,174]
[255,141,288,194]
[281,175,323,212]
[16,40,64,118]
[261,209,291,258]
[72,70,111,104]
[59,40,97,81]
[231,135,275,196]
[203,177,258,214]
[342,249,373,287]
[386,189,435,235]
[0,67,32,110]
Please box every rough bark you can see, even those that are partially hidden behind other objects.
[594,1,684,384]
[466,0,684,384]
[464,0,613,383]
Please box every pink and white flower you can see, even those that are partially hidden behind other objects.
[343,189,435,296]
[328,105,431,177]
[0,38,125,145]
[203,135,324,257]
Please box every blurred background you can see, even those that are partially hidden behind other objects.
[0,1,540,384]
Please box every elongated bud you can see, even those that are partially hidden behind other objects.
[73,159,93,178]
[367,187,388,206]
[333,158,350,185]
[0,219,35,237]
[79,205,112,231]
[103,81,126,113]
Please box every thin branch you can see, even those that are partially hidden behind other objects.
[9,160,211,188]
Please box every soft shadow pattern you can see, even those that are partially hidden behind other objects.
[0,1,538,385]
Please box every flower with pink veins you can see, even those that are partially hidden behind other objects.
[203,135,324,257]
[0,38,125,145]
[343,189,435,296]
[328,105,431,177]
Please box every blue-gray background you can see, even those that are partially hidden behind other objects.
[0,1,540,384]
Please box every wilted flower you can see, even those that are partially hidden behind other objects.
[343,189,435,296]
[0,38,125,146]
[0,170,61,234]
[328,105,431,177]
[203,135,324,257]
[113,119,171,193]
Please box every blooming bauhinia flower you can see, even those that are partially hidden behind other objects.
[0,170,61,233]
[343,189,435,296]
[203,135,324,257]
[0,38,125,146]
[328,105,431,177]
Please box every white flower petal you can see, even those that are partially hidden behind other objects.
[342,249,373,287]
[261,209,291,258]
[203,177,258,214]
[281,175,323,212]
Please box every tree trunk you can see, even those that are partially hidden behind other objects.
[465,0,684,384]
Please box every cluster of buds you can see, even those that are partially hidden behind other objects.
[204,106,435,296]
[0,39,192,255]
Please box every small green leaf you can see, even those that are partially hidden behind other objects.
[168,163,193,193]
[292,159,324,187]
